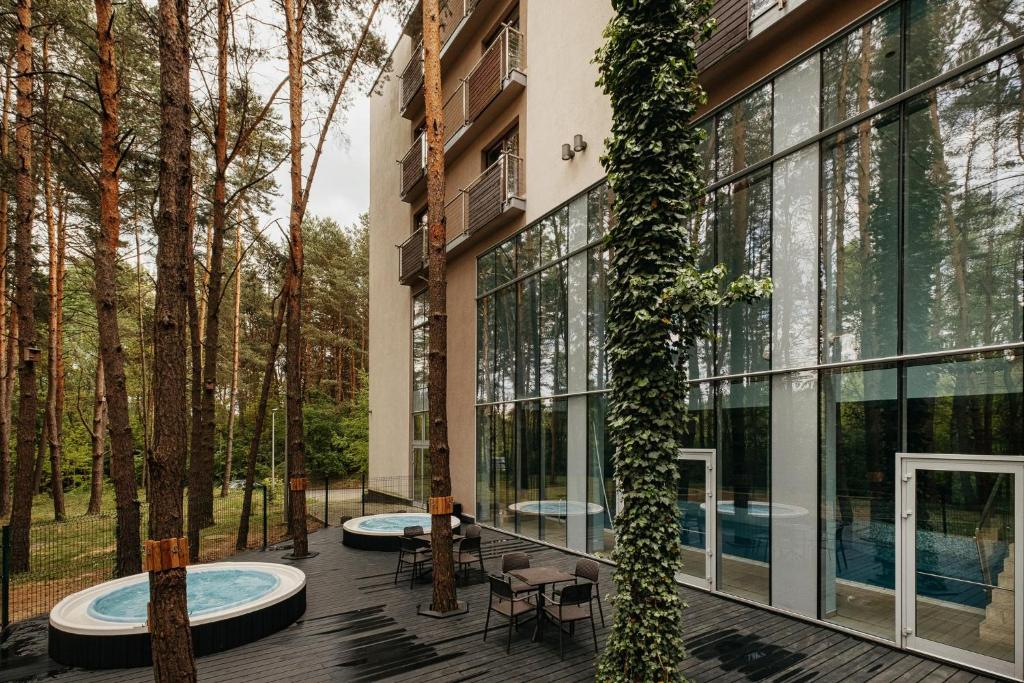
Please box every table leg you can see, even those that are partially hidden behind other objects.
[531,582,546,642]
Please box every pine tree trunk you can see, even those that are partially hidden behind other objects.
[94,0,142,575]
[150,0,197,675]
[421,0,457,613]
[87,356,107,515]
[282,0,309,557]
[0,48,13,520]
[221,224,242,497]
[237,290,286,550]
[8,0,37,573]
[135,213,151,488]
[42,38,65,520]
[186,223,204,559]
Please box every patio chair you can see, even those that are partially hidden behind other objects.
[483,574,536,654]
[540,582,597,659]
[463,524,482,539]
[500,552,536,596]
[403,525,424,537]
[455,535,485,582]
[554,558,605,626]
[394,536,431,588]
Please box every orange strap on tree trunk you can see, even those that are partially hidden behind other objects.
[428,496,453,515]
[289,477,308,491]
[143,537,188,572]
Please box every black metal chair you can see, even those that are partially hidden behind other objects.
[462,523,482,539]
[483,574,536,653]
[540,582,597,659]
[394,535,431,588]
[455,535,485,582]
[554,558,605,626]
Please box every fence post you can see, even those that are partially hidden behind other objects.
[2,525,10,632]
[261,484,268,551]
[324,477,329,527]
[361,472,366,517]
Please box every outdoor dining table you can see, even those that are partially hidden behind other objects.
[507,566,576,642]
[413,533,464,544]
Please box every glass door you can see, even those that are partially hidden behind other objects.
[676,449,716,590]
[899,454,1022,680]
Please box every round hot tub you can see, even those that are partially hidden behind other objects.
[342,512,461,551]
[49,562,306,669]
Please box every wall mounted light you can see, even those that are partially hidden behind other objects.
[561,143,575,161]
[573,134,587,153]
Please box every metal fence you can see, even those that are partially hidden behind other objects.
[0,475,423,629]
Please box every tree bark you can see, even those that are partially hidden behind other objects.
[9,0,37,574]
[421,0,457,613]
[190,0,232,527]
[0,48,13,519]
[150,0,197,675]
[236,289,285,550]
[94,0,142,575]
[42,35,65,520]
[221,223,242,497]
[87,356,107,515]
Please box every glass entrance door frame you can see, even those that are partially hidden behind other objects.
[677,448,717,592]
[896,453,1023,681]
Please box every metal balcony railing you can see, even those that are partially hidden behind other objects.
[400,41,424,111]
[398,226,428,284]
[439,0,479,45]
[463,152,521,237]
[442,81,466,145]
[466,25,524,121]
[400,132,427,197]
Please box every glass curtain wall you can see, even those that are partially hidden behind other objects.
[411,292,430,503]
[476,183,615,554]
[471,0,1024,651]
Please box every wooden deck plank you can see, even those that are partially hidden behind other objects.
[0,526,1001,683]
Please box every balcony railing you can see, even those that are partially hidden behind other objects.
[439,0,479,46]
[400,41,424,112]
[398,226,428,285]
[466,25,524,121]
[464,152,521,237]
[442,81,466,145]
[400,132,426,198]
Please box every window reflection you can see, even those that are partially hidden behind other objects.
[716,84,773,180]
[587,395,615,555]
[904,55,1024,353]
[822,112,900,363]
[820,365,899,640]
[716,169,772,375]
[718,377,771,603]
[906,0,1024,87]
[821,5,902,129]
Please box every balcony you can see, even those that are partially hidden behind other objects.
[443,25,525,157]
[400,132,426,201]
[447,152,524,251]
[399,153,523,285]
[399,0,516,120]
[398,226,428,285]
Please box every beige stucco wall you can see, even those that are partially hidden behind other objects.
[368,0,613,514]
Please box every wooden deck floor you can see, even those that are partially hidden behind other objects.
[0,526,1002,682]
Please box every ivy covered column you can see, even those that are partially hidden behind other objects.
[596,2,769,680]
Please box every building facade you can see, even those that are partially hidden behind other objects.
[368,0,1024,678]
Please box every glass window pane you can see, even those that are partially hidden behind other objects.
[516,400,542,540]
[413,291,428,327]
[476,406,493,522]
[478,250,495,294]
[716,83,773,179]
[587,394,615,556]
[718,377,771,603]
[685,194,715,381]
[774,53,820,150]
[698,118,716,184]
[820,365,899,640]
[540,207,569,265]
[820,6,902,129]
[904,56,1024,354]
[683,383,715,449]
[493,403,516,532]
[495,239,516,287]
[587,247,609,391]
[906,0,1024,87]
[494,287,516,402]
[717,169,772,376]
[516,275,540,398]
[540,263,568,396]
[906,352,1024,455]
[476,298,493,403]
[821,111,899,363]
[541,398,568,547]
[517,224,540,275]
[587,183,614,243]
